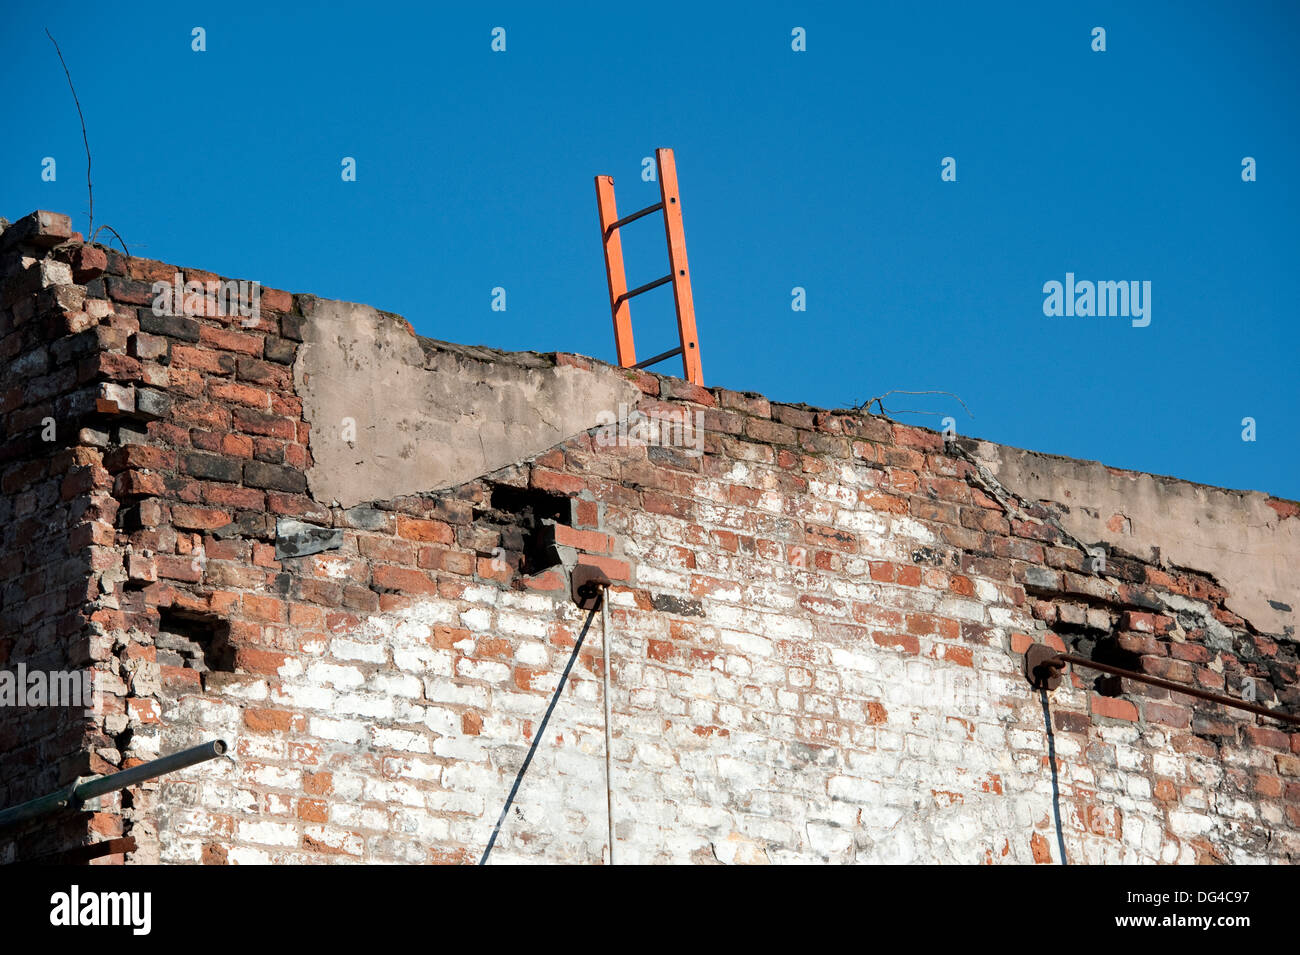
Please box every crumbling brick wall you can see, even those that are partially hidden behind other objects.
[0,212,137,861]
[2,209,1297,864]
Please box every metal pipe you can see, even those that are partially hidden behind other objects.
[601,590,615,865]
[1050,654,1300,726]
[0,740,228,830]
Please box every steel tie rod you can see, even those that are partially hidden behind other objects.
[1025,646,1300,725]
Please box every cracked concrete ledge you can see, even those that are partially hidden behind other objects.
[960,437,1298,638]
[294,296,640,509]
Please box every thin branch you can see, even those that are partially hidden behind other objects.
[857,389,975,420]
[45,28,93,238]
[89,224,130,257]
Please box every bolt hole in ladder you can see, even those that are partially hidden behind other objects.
[595,148,703,385]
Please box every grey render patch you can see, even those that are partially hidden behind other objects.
[275,518,344,560]
[293,297,640,508]
[651,593,705,617]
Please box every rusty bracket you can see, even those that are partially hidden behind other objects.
[1024,644,1065,690]
[571,564,612,610]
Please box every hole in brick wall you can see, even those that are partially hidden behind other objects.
[156,609,234,688]
[115,727,134,760]
[475,483,571,575]
[1089,636,1143,698]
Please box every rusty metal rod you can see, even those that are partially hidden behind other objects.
[605,201,664,237]
[1049,653,1300,726]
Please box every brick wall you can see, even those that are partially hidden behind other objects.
[0,212,129,861]
[2,210,1297,864]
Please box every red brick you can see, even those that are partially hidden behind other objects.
[210,381,271,408]
[1245,726,1290,751]
[203,484,265,510]
[104,444,176,473]
[233,408,295,438]
[872,632,920,655]
[396,516,455,544]
[644,492,694,519]
[1121,611,1158,633]
[553,524,612,554]
[244,708,295,733]
[260,287,293,312]
[573,500,599,527]
[476,556,512,584]
[155,554,203,582]
[441,551,475,576]
[171,345,234,375]
[243,594,287,622]
[1030,831,1052,864]
[303,771,332,795]
[805,524,857,552]
[171,506,232,530]
[532,469,584,495]
[659,379,716,406]
[199,325,264,356]
[1254,772,1283,799]
[1091,695,1138,722]
[127,698,161,724]
[930,644,973,667]
[647,639,674,662]
[893,424,944,451]
[372,564,438,595]
[235,647,288,675]
[576,555,631,583]
[1144,701,1191,728]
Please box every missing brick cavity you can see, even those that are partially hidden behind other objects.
[474,483,571,575]
[156,608,233,688]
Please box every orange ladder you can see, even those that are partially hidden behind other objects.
[594,148,703,385]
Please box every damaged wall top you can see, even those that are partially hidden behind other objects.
[294,296,641,509]
[292,284,1297,640]
[967,440,1297,638]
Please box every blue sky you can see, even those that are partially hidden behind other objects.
[4,1,1297,498]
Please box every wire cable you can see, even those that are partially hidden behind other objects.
[479,604,599,865]
[601,593,615,864]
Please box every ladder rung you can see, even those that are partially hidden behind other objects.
[605,202,664,237]
[632,346,683,370]
[615,273,672,305]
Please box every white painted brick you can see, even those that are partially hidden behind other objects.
[331,638,388,664]
[237,820,299,847]
[309,717,366,744]
[306,661,365,689]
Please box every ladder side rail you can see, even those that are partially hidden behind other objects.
[594,176,637,368]
[656,148,703,385]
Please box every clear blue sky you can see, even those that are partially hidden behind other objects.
[4,2,1297,499]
